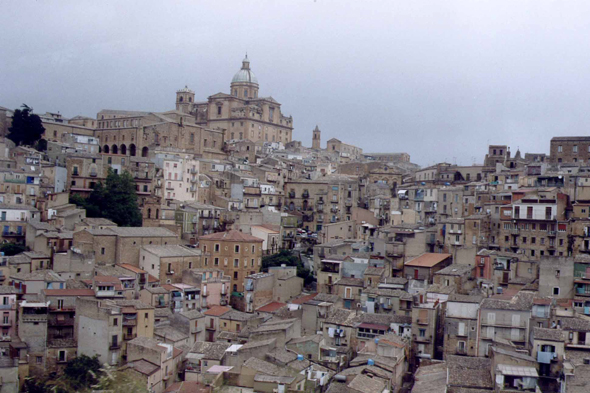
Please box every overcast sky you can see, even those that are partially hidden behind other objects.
[2,1,590,166]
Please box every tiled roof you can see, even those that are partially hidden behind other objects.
[405,253,452,268]
[199,229,263,242]
[447,355,493,389]
[107,227,178,237]
[119,264,147,274]
[142,245,202,258]
[434,264,473,276]
[481,291,535,311]
[290,293,317,304]
[44,289,95,297]
[534,327,566,342]
[127,359,160,376]
[191,341,231,360]
[348,374,386,393]
[204,305,231,317]
[257,302,287,313]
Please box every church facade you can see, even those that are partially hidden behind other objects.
[176,56,294,145]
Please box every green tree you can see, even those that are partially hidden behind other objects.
[262,250,314,286]
[70,168,142,227]
[7,104,45,147]
[60,355,102,391]
[0,243,27,256]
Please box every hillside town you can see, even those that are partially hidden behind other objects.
[0,56,590,393]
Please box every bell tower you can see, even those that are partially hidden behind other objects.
[312,125,321,149]
[176,86,195,114]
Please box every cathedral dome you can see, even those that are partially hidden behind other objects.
[231,55,258,85]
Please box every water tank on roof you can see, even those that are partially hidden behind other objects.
[374,338,379,344]
[297,354,304,361]
[368,359,375,366]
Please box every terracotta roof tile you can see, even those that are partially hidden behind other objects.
[204,305,231,317]
[405,253,452,268]
[199,229,263,242]
[256,302,286,313]
[44,289,95,297]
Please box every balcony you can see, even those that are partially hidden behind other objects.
[548,231,557,237]
[456,347,467,355]
[320,264,340,273]
[481,319,527,328]
[537,351,557,364]
[110,342,121,350]
[185,364,201,373]
[288,191,295,198]
[345,199,352,207]
[48,317,75,326]
[413,335,431,343]
[124,333,137,340]
[416,319,429,325]
[511,229,520,236]
[302,191,309,198]
[21,314,47,323]
[191,325,203,334]
[1,231,24,238]
[448,229,462,234]
[166,270,175,275]
[123,318,137,326]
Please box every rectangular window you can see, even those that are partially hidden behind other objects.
[235,245,240,253]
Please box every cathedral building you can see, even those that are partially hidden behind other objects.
[176,55,294,145]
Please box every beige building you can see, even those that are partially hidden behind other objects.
[326,138,363,161]
[72,227,179,266]
[184,56,294,145]
[199,230,262,293]
[285,175,360,233]
[139,245,202,284]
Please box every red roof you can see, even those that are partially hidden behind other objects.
[199,229,263,243]
[358,322,389,331]
[204,305,231,317]
[44,289,95,297]
[290,293,318,305]
[148,274,159,283]
[257,302,286,313]
[120,264,147,274]
[405,253,452,268]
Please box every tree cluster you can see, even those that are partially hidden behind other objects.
[23,355,148,393]
[7,104,45,148]
[262,250,314,286]
[70,168,143,227]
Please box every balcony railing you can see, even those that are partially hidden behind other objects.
[481,319,527,328]
[124,333,137,340]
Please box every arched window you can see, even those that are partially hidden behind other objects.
[129,144,136,156]
[120,144,127,155]
[147,208,151,219]
[189,97,192,102]
[179,96,183,102]
[103,145,110,154]
[155,209,160,219]
[111,145,118,154]
[142,147,149,157]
